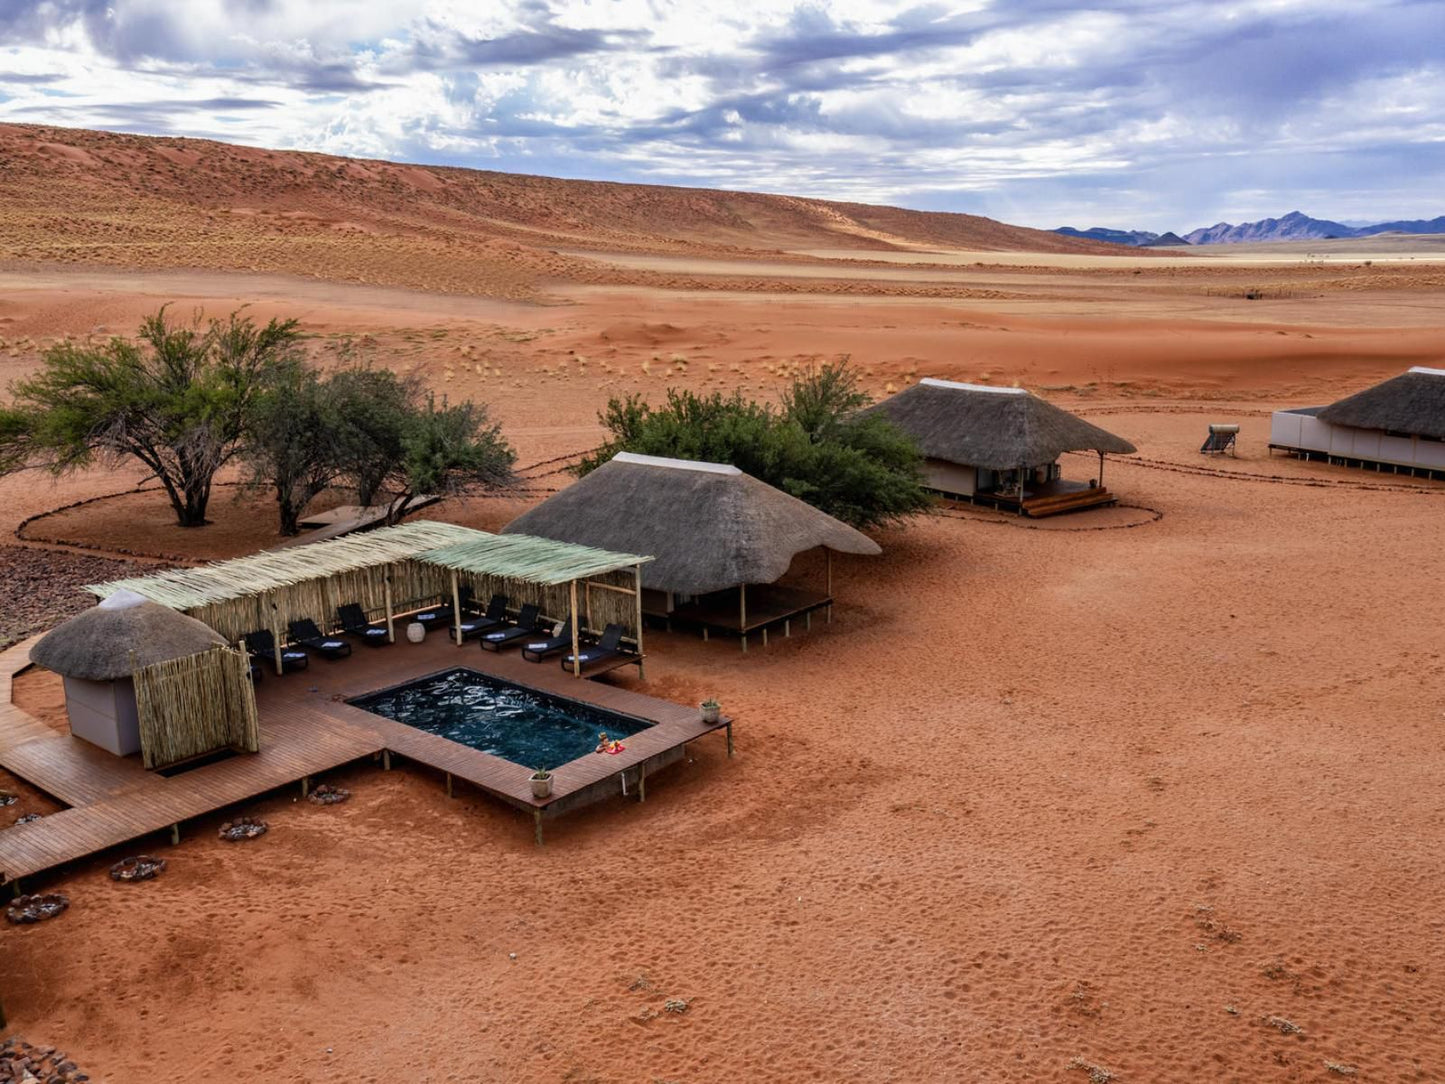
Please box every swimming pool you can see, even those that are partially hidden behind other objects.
[351,668,649,770]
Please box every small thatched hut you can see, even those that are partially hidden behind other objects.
[866,378,1137,515]
[503,452,880,648]
[1270,366,1445,478]
[30,590,227,756]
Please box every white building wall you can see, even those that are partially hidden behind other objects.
[922,459,977,496]
[1270,410,1445,472]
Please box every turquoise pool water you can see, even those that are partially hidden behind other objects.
[351,668,648,770]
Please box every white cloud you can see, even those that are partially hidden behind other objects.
[0,0,1440,231]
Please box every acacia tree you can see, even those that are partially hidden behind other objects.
[0,308,302,527]
[242,363,339,535]
[379,394,517,524]
[328,366,419,508]
[578,360,930,529]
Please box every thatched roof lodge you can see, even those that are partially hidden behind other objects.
[504,452,881,649]
[866,378,1136,515]
[30,589,244,761]
[1270,366,1445,478]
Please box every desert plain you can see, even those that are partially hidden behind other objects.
[0,124,1443,1082]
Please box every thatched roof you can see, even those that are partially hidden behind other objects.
[1317,366,1445,438]
[502,452,881,595]
[30,589,226,681]
[88,520,648,610]
[864,378,1136,469]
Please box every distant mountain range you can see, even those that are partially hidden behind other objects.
[1054,210,1445,247]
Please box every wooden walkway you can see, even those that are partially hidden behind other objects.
[0,628,730,881]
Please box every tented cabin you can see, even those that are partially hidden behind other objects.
[503,452,881,650]
[1269,366,1445,479]
[866,378,1137,516]
[29,589,259,768]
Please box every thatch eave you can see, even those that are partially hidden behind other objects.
[503,453,880,597]
[864,379,1136,470]
[1317,367,1445,440]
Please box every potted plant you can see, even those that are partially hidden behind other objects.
[530,768,552,800]
[700,698,721,724]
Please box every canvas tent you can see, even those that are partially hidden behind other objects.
[503,452,880,649]
[865,378,1136,515]
[1269,366,1445,478]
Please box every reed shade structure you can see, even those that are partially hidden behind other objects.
[865,378,1137,471]
[133,645,259,770]
[503,452,880,647]
[1317,366,1445,438]
[89,520,653,678]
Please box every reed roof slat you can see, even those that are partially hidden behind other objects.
[418,533,651,585]
[88,521,650,609]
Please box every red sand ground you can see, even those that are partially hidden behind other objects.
[1,127,1444,1083]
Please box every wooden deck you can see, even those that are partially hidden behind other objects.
[666,584,833,651]
[0,628,731,882]
[948,479,1118,517]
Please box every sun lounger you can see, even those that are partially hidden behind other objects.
[413,585,477,631]
[479,603,545,652]
[337,603,391,646]
[559,623,626,671]
[451,594,509,643]
[243,629,309,673]
[287,618,353,660]
[521,618,573,662]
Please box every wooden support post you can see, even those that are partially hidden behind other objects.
[301,776,310,798]
[1098,450,1105,488]
[270,595,284,675]
[805,611,812,631]
[534,809,544,846]
[445,772,453,799]
[451,571,463,646]
[569,580,582,677]
[784,619,791,638]
[762,626,768,648]
[633,564,646,681]
[584,580,594,637]
[170,823,180,845]
[384,574,396,643]
[383,749,392,771]
[702,627,709,642]
[638,766,646,803]
[825,550,834,624]
[740,584,748,653]
[726,721,734,758]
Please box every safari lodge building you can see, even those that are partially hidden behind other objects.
[867,378,1137,516]
[1269,366,1445,479]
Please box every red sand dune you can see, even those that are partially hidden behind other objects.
[0,125,1443,1083]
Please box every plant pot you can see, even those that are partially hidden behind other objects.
[530,775,553,799]
[700,704,720,724]
[405,621,426,644]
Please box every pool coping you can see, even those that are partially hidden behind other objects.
[256,632,733,839]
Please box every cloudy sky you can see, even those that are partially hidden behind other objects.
[0,0,1441,232]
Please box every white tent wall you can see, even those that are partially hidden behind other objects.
[1270,409,1445,471]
